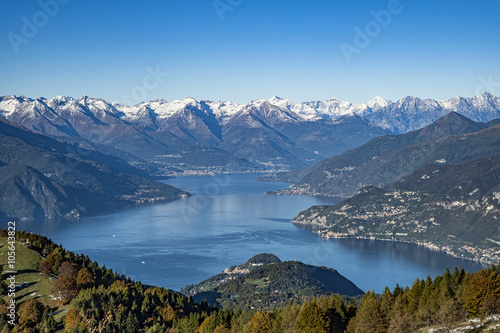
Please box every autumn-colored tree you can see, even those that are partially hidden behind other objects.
[39,259,54,276]
[295,301,330,333]
[213,324,229,333]
[251,311,274,333]
[16,299,45,331]
[110,279,128,291]
[156,304,177,326]
[39,253,62,276]
[197,315,213,333]
[59,261,78,279]
[64,308,86,333]
[464,268,500,317]
[52,275,78,303]
[76,267,95,290]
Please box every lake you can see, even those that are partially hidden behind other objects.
[22,173,486,293]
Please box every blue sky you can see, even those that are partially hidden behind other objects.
[1,0,499,104]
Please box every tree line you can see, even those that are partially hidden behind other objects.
[1,230,499,332]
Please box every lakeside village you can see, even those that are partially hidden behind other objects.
[315,229,500,265]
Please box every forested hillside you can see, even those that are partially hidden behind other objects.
[1,231,500,332]
[0,118,189,221]
[182,254,363,311]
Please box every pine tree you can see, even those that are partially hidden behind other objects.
[349,291,386,333]
[380,287,394,320]
[387,292,416,333]
[295,301,330,333]
[125,311,139,333]
[464,268,500,317]
[271,302,300,333]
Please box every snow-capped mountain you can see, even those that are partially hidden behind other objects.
[358,92,500,133]
[267,93,500,133]
[0,93,499,174]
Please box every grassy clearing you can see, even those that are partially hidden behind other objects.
[245,278,266,288]
[0,237,70,323]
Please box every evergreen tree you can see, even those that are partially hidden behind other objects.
[387,293,415,333]
[349,291,386,333]
[270,303,300,333]
[380,287,394,320]
[464,268,500,317]
[125,311,139,333]
[295,301,330,333]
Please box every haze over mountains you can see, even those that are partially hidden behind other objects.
[1,92,499,174]
[2,92,500,224]
[263,112,500,197]
[0,117,189,221]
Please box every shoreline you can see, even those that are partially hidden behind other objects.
[305,227,498,266]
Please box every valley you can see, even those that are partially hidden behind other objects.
[2,93,499,176]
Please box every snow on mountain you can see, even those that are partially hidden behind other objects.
[202,100,244,124]
[263,96,391,121]
[3,93,499,172]
[0,96,23,117]
[364,96,391,109]
[1,93,500,135]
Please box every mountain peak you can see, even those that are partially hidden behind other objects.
[52,95,74,103]
[184,97,197,103]
[366,96,390,109]
[433,111,470,123]
[480,91,493,99]
[245,253,282,266]
[399,95,420,103]
[150,98,168,104]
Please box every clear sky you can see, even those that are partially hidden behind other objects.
[1,0,499,105]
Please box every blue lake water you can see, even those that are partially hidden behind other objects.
[22,174,486,293]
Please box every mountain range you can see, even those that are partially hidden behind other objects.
[2,92,499,174]
[0,117,189,221]
[291,152,500,264]
[262,112,500,197]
